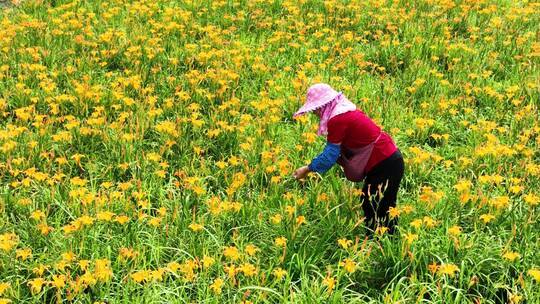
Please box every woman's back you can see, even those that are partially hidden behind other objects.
[327,110,397,173]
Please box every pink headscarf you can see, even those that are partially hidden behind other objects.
[316,93,356,136]
[293,83,356,136]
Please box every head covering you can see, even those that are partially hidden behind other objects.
[293,83,356,136]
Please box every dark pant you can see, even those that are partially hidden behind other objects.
[361,149,404,235]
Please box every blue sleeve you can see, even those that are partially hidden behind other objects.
[308,142,341,174]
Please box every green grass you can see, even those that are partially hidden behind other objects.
[0,0,539,303]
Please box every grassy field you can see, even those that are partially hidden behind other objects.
[0,0,539,303]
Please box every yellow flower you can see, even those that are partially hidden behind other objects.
[31,264,48,277]
[448,226,462,237]
[270,214,282,224]
[528,269,540,282]
[0,233,18,252]
[317,193,328,203]
[423,216,438,228]
[145,152,161,162]
[509,185,523,194]
[155,169,167,178]
[15,248,32,261]
[114,215,130,225]
[0,282,9,296]
[427,262,438,274]
[154,120,178,137]
[272,268,287,280]
[388,207,400,218]
[17,198,31,208]
[189,223,204,232]
[180,260,199,279]
[166,262,181,273]
[61,251,76,262]
[239,263,257,277]
[78,260,90,272]
[27,278,46,294]
[285,205,295,218]
[224,264,237,279]
[210,278,224,294]
[502,251,521,262]
[131,270,150,283]
[454,180,472,193]
[509,292,523,304]
[223,246,240,261]
[216,161,227,169]
[119,248,138,261]
[523,193,539,206]
[96,211,115,221]
[322,276,336,292]
[274,236,287,247]
[202,256,215,268]
[147,217,162,227]
[295,215,306,226]
[375,226,389,235]
[30,210,46,221]
[490,196,510,209]
[94,259,113,282]
[479,213,495,223]
[410,219,423,229]
[339,258,357,273]
[337,238,352,249]
[245,244,259,256]
[438,263,460,278]
[151,268,166,281]
[403,233,418,245]
[50,275,66,289]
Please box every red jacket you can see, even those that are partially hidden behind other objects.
[327,110,398,173]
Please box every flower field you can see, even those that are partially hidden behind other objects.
[0,0,539,303]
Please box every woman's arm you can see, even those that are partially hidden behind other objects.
[308,142,341,174]
[293,142,341,179]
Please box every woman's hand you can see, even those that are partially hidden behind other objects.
[293,166,310,180]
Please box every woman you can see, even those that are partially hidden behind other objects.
[292,83,404,235]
